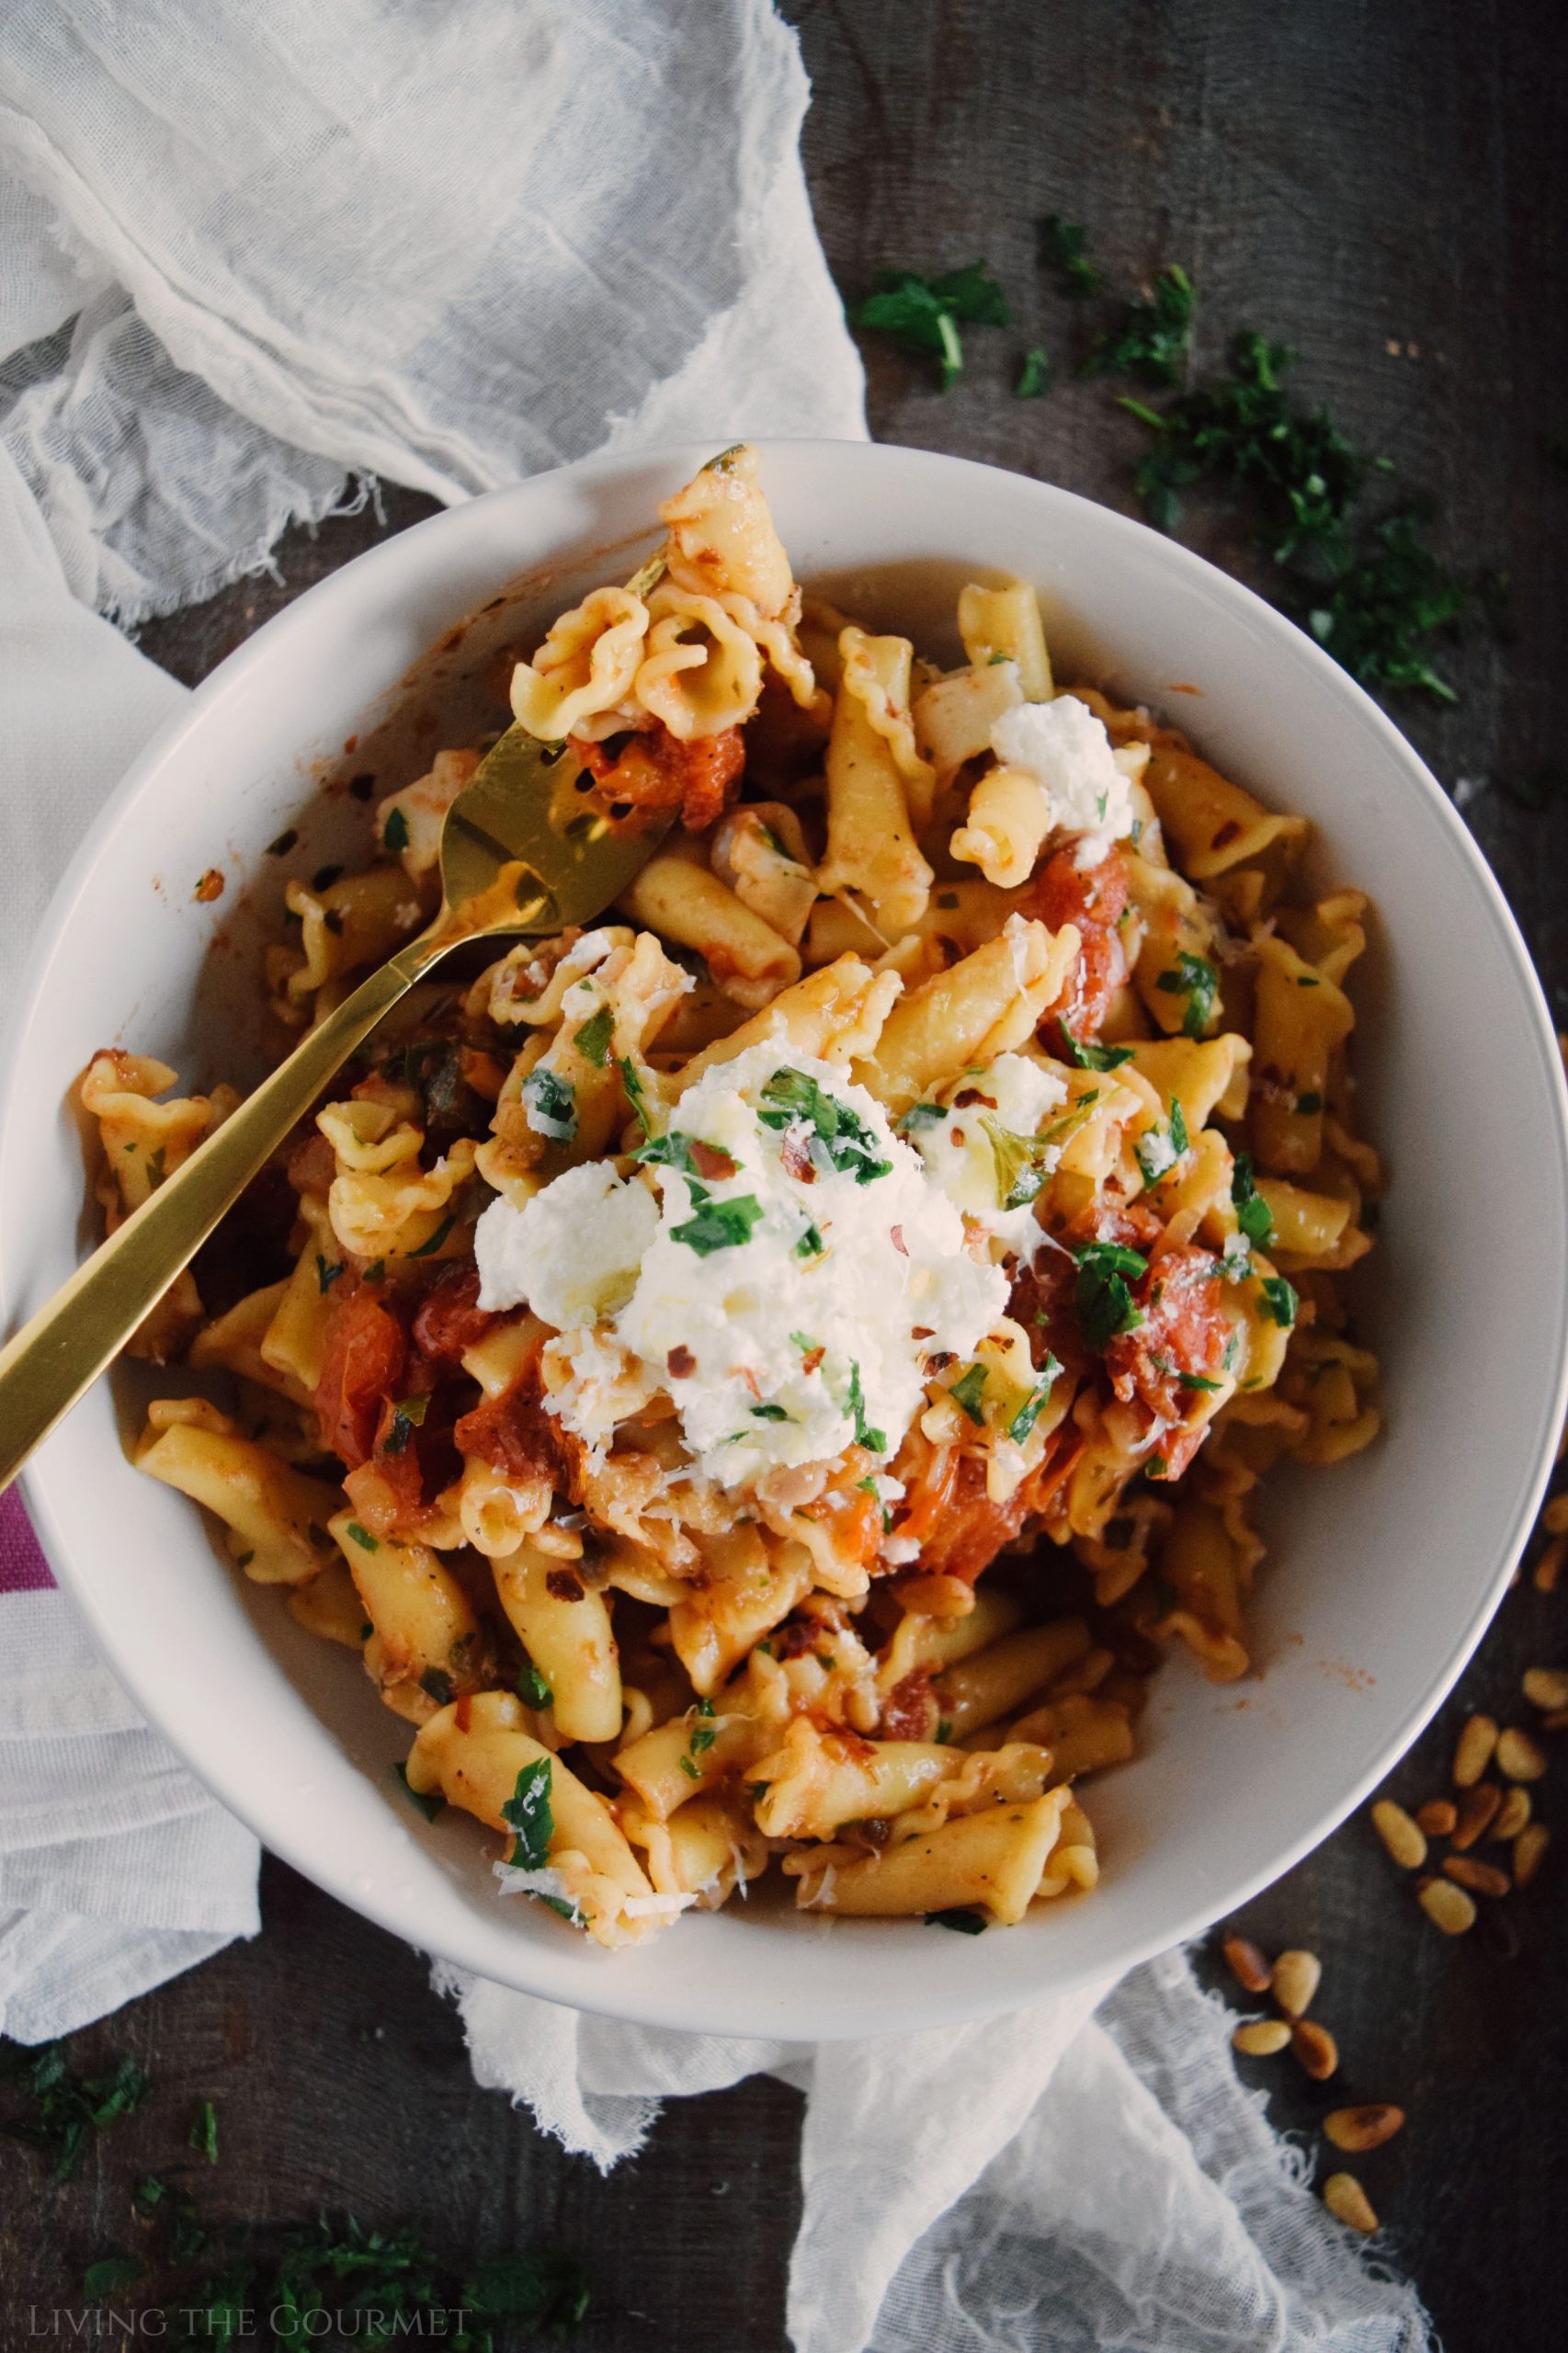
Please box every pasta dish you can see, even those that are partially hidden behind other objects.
[84,447,1381,1946]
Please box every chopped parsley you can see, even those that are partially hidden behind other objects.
[392,1762,443,1821]
[1170,1099,1189,1155]
[849,260,1009,388]
[1295,1090,1323,1116]
[1057,1024,1134,1071]
[1257,1274,1300,1328]
[1231,1150,1274,1246]
[794,1221,825,1260]
[381,804,411,854]
[618,1054,655,1138]
[418,1665,454,1707]
[0,2040,149,2181]
[983,1094,1098,1211]
[501,1757,554,1870]
[314,1252,345,1292]
[687,1698,718,1761]
[790,1331,820,1356]
[677,1754,700,1781]
[1085,262,1194,386]
[1178,1371,1223,1393]
[521,1065,578,1142]
[382,1391,430,1457]
[1007,1357,1062,1444]
[926,1907,987,1934]
[1155,950,1220,1038]
[189,2097,219,2165]
[1016,346,1051,399]
[634,1128,701,1173]
[1074,1241,1147,1352]
[897,1101,949,1134]
[517,1659,553,1711]
[344,1520,378,1552]
[757,1066,892,1183]
[670,1188,765,1256]
[1038,212,1097,298]
[572,1006,614,1066]
[948,1363,990,1426]
[846,1360,886,1454]
[407,1211,456,1258]
[750,1403,791,1422]
[84,2253,145,2302]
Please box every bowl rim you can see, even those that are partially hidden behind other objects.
[6,436,1568,2036]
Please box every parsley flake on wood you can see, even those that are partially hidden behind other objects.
[1016,346,1051,399]
[1085,263,1194,386]
[1038,213,1097,298]
[1074,1241,1147,1352]
[189,2097,219,2165]
[849,261,1009,389]
[502,1757,554,1870]
[84,2252,145,2302]
[0,2040,149,2182]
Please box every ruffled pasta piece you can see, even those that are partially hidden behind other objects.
[287,1556,367,1648]
[1003,1692,1134,1778]
[619,1789,769,1911]
[951,764,1058,891]
[136,1399,340,1585]
[817,629,937,915]
[801,876,1031,969]
[491,1537,622,1743]
[376,748,481,880]
[81,1051,238,1360]
[407,1691,664,1948]
[1250,933,1355,1176]
[634,582,764,740]
[786,1781,1073,1923]
[668,953,903,1097]
[1122,852,1223,1040]
[509,586,650,743]
[913,656,1026,779]
[188,1279,303,1402]
[255,1194,342,1393]
[667,1527,814,1695]
[619,840,800,1010]
[710,804,819,947]
[328,1508,487,1725]
[658,442,794,618]
[317,1099,477,1261]
[750,1715,980,1840]
[1151,1494,1262,1682]
[1278,1330,1381,1464]
[1139,733,1309,895]
[930,1620,1092,1740]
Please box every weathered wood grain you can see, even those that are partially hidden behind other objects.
[6,5,1564,2347]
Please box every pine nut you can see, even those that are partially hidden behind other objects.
[1535,1535,1565,1594]
[1323,2173,1379,2234]
[1452,1714,1497,1788]
[1418,1876,1476,1934]
[1492,1785,1531,1841]
[1442,1854,1510,1898]
[1222,1934,1273,1995]
[1415,1799,1457,1837]
[1291,2018,1338,2080]
[1523,1667,1568,1712]
[1271,1948,1322,2019]
[1233,2019,1292,2055]
[1451,1782,1501,1849]
[1370,1800,1426,1870]
[1496,1727,1548,1782]
[1324,2104,1405,2154]
[1514,1823,1551,1889]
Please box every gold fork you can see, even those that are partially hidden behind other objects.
[0,553,674,1496]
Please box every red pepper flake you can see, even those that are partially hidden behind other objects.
[689,1140,739,1181]
[193,867,225,904]
[911,1325,935,1340]
[545,1568,585,1603]
[801,1346,825,1374]
[949,1126,966,1147]
[953,1088,997,1109]
[890,1224,908,1256]
[454,1692,473,1733]
[666,1345,697,1380]
[780,1128,815,1183]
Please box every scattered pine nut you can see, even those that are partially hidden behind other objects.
[1523,1667,1568,1712]
[1514,1823,1551,1889]
[1496,1727,1548,1782]
[1323,2173,1379,2234]
[1451,1782,1502,1849]
[1415,1799,1457,1837]
[1324,2104,1405,2154]
[1418,1876,1477,1934]
[1291,2018,1339,2080]
[1370,1800,1426,1870]
[1535,1535,1565,1594]
[1271,1948,1322,2019]
[1222,1934,1273,1995]
[1452,1714,1497,1788]
[1233,2019,1292,2056]
[1442,1854,1510,1898]
[1493,1785,1531,1841]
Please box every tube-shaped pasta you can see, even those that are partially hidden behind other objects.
[950,766,1053,890]
[957,581,1052,700]
[509,587,650,742]
[619,845,800,1011]
[802,877,1030,968]
[817,630,935,924]
[329,1510,484,1711]
[668,1530,813,1696]
[789,1790,1070,1923]
[491,1538,621,1743]
[668,955,903,1096]
[136,1402,339,1586]
[750,1717,967,1839]
[932,1620,1091,1739]
[851,917,1078,1113]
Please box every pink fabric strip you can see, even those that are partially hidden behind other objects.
[0,1485,56,1591]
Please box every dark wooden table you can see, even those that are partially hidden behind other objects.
[5,5,1565,2346]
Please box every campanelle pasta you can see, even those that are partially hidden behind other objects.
[86,448,1382,1949]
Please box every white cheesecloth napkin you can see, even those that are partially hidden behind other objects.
[0,6,1433,2346]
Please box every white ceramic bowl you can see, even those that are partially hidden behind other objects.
[5,441,1566,2039]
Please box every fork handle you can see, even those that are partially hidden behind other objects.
[0,929,448,1498]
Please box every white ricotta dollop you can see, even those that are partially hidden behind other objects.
[472,1042,1006,1488]
[909,1051,1068,1256]
[989,695,1134,862]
